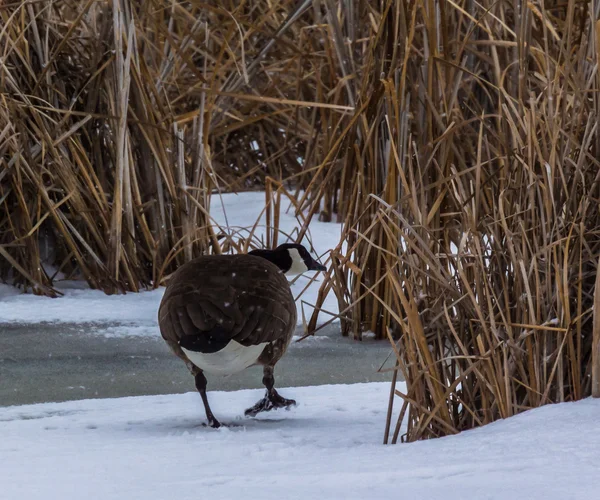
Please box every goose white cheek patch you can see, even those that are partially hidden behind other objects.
[286,248,309,276]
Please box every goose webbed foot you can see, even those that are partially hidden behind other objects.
[244,389,296,417]
[206,416,222,429]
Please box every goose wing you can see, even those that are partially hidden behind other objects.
[158,255,296,353]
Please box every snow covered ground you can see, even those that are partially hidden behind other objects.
[1,382,599,500]
[0,192,341,329]
[4,191,598,500]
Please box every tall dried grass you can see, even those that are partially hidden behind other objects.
[0,0,347,293]
[2,0,600,441]
[304,1,600,441]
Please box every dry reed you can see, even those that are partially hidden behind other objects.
[0,0,344,293]
[304,1,600,441]
[2,1,600,442]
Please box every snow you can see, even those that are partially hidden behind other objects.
[0,192,341,329]
[0,284,163,325]
[4,192,596,500]
[1,382,599,500]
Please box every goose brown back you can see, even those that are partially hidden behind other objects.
[159,254,296,360]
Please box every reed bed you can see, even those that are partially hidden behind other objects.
[2,0,600,442]
[304,1,600,441]
[0,0,347,293]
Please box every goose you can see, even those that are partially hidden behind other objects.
[158,243,326,427]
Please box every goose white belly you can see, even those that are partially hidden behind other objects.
[181,341,268,375]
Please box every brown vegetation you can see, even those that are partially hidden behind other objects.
[304,1,600,442]
[0,0,345,293]
[2,1,599,442]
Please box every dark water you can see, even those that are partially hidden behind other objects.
[0,322,396,407]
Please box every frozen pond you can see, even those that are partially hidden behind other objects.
[0,322,395,407]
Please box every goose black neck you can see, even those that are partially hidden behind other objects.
[248,248,291,272]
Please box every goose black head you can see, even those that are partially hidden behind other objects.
[249,243,327,276]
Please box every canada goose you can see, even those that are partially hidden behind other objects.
[158,243,326,428]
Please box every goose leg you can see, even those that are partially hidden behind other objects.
[245,365,296,417]
[194,371,221,428]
